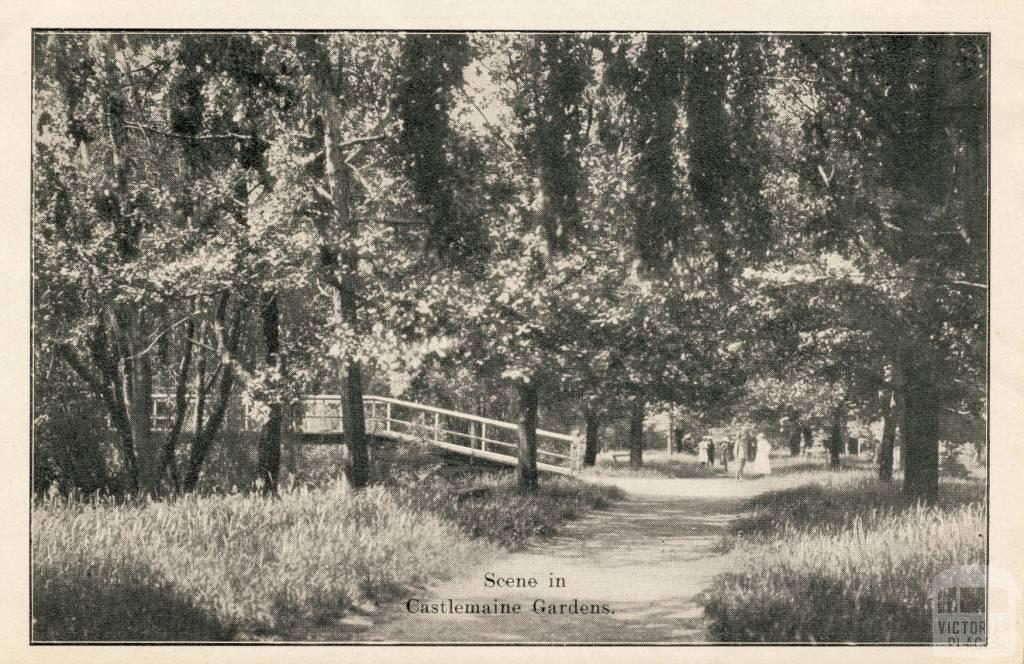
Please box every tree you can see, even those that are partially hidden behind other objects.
[445,34,595,490]
[257,34,409,490]
[788,35,987,501]
[34,33,263,494]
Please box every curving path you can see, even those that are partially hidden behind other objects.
[324,477,778,644]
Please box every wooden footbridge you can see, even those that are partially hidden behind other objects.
[151,393,582,475]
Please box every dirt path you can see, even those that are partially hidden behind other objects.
[324,477,773,644]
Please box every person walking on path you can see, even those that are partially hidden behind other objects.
[732,435,749,481]
[697,437,710,466]
[752,432,772,476]
[717,439,730,472]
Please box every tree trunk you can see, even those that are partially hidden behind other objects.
[903,364,940,503]
[258,293,283,493]
[801,423,813,455]
[58,333,138,493]
[829,401,845,469]
[126,341,157,493]
[628,398,645,469]
[788,417,802,456]
[315,55,370,490]
[583,408,600,467]
[183,295,243,492]
[342,358,369,488]
[878,390,896,482]
[515,380,540,491]
[161,317,195,493]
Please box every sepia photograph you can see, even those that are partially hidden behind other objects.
[27,27,997,648]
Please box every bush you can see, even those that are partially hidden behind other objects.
[32,375,116,496]
[389,469,623,549]
[698,474,987,642]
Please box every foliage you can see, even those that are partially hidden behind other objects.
[32,32,987,501]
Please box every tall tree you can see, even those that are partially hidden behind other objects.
[34,33,260,494]
[790,35,987,502]
[497,34,594,490]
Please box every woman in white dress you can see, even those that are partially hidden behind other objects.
[697,436,710,465]
[753,432,772,476]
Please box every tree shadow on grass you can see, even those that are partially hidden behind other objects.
[32,572,234,642]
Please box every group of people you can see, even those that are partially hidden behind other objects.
[696,432,772,480]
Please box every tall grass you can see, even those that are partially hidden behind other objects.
[32,443,623,641]
[32,481,486,640]
[699,473,987,642]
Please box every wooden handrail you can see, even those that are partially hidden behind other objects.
[150,391,580,456]
[361,395,576,442]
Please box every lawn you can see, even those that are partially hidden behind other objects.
[698,469,987,642]
[31,440,622,641]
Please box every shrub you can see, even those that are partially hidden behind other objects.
[387,465,624,549]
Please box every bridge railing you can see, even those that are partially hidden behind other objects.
[147,392,581,471]
[372,395,577,468]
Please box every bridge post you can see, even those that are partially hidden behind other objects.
[571,436,584,472]
[481,423,487,453]
[385,402,392,432]
[434,412,440,443]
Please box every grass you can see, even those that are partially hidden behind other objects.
[582,449,721,479]
[32,439,622,641]
[582,448,850,480]
[698,471,987,643]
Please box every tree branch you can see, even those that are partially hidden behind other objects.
[123,121,251,142]
[337,134,387,150]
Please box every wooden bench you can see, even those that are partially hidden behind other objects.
[611,453,630,463]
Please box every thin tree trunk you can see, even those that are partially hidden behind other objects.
[801,423,813,456]
[629,398,645,469]
[193,333,208,436]
[583,407,600,467]
[258,293,283,493]
[903,363,940,503]
[829,401,845,469]
[161,317,195,492]
[515,380,540,491]
[183,295,244,492]
[878,390,896,482]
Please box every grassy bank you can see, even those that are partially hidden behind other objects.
[32,446,621,641]
[698,471,986,642]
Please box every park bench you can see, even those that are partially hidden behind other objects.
[611,452,630,463]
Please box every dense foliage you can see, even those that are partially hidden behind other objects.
[33,33,986,502]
